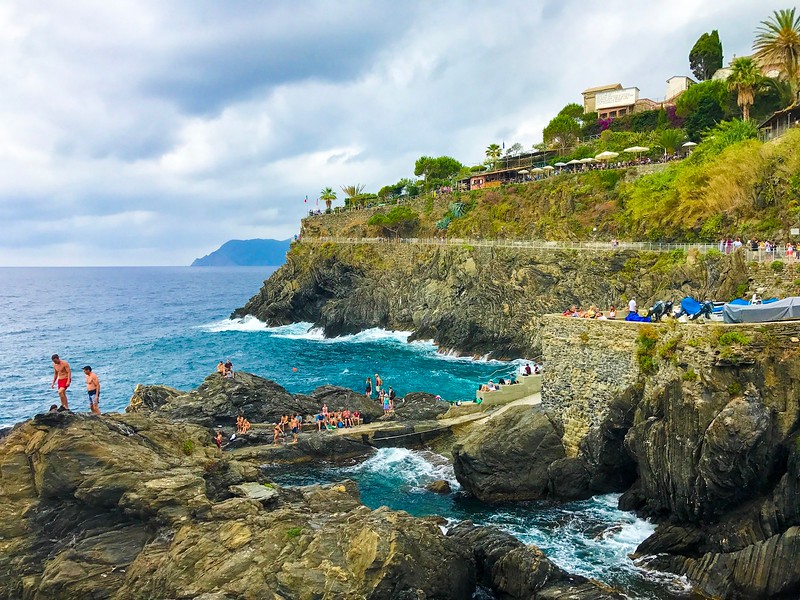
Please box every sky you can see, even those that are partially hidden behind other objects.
[0,0,789,266]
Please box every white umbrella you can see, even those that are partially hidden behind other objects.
[518,169,529,174]
[682,141,697,148]
[579,157,595,163]
[553,162,567,167]
[530,167,544,173]
[566,159,581,165]
[595,151,619,161]
[542,165,555,170]
[623,146,650,153]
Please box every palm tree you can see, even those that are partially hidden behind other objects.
[485,144,501,168]
[340,184,365,208]
[727,57,763,121]
[320,187,337,211]
[658,128,686,155]
[753,8,800,101]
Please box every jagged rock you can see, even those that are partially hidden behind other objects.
[425,480,452,494]
[452,406,566,502]
[228,430,375,465]
[0,412,477,599]
[393,392,449,421]
[302,384,384,422]
[447,522,625,599]
[127,372,320,427]
[547,457,591,499]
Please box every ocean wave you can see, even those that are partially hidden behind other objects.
[271,325,413,345]
[200,315,271,332]
[343,447,460,491]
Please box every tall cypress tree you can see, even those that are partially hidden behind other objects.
[689,30,724,81]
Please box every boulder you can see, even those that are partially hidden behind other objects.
[447,522,625,599]
[127,372,319,428]
[303,384,384,422]
[0,412,477,600]
[393,392,449,421]
[425,480,452,494]
[452,405,566,502]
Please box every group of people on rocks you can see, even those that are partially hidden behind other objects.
[273,414,302,445]
[236,415,251,434]
[48,354,101,415]
[562,304,617,320]
[216,359,235,378]
[365,373,396,414]
[315,404,362,431]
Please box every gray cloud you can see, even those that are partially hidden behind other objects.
[0,0,787,265]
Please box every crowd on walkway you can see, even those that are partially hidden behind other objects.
[721,237,798,259]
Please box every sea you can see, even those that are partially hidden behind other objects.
[0,266,693,599]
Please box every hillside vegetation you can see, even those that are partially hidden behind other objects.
[303,128,800,243]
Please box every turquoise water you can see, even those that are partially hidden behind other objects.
[0,267,689,598]
[0,267,513,427]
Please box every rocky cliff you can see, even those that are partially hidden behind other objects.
[234,241,749,358]
[453,316,800,599]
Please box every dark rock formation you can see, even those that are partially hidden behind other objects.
[393,392,449,421]
[232,242,749,358]
[0,412,477,599]
[447,522,625,599]
[128,371,320,427]
[229,429,375,466]
[452,406,568,502]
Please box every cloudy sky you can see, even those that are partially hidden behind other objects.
[0,0,787,265]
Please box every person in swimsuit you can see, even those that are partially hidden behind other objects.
[82,366,101,415]
[214,431,223,449]
[50,354,71,411]
[383,395,390,415]
[375,373,383,392]
[365,377,372,398]
[216,361,225,376]
[290,415,299,444]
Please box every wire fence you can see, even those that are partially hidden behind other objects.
[301,236,796,263]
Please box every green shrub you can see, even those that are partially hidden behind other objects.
[682,369,698,381]
[182,439,195,456]
[636,325,659,374]
[718,331,751,346]
[287,527,302,538]
[771,260,785,272]
[658,336,681,360]
[579,332,589,344]
[727,381,742,396]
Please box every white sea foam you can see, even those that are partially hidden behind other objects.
[200,315,271,332]
[270,326,413,345]
[343,447,460,491]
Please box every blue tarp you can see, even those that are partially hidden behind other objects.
[625,312,651,322]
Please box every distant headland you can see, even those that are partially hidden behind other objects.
[191,238,291,267]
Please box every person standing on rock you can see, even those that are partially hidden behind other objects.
[82,366,101,415]
[50,354,71,411]
[365,377,372,399]
[628,298,637,315]
[375,373,383,393]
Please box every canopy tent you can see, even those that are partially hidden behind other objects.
[723,297,800,324]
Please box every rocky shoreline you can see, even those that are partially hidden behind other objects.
[0,372,623,600]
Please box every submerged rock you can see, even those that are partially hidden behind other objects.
[425,479,452,494]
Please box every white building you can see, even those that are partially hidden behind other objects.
[665,76,695,103]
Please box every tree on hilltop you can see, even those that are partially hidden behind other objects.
[414,156,463,181]
[340,184,366,207]
[689,30,723,81]
[320,187,337,211]
[367,206,419,238]
[558,103,585,120]
[753,8,800,102]
[543,114,580,152]
[485,144,502,168]
[727,57,763,121]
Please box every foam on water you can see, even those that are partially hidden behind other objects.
[201,315,271,332]
[343,447,461,492]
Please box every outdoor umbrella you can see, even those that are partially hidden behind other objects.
[623,146,650,154]
[553,162,567,167]
[595,151,619,161]
[530,167,544,173]
[566,159,581,165]
[542,165,555,170]
[518,169,529,174]
[579,158,595,163]
[682,141,697,148]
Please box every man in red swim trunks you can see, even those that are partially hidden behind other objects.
[51,354,71,411]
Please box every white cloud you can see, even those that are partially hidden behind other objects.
[0,0,788,265]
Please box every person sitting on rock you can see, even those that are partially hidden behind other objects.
[316,411,325,431]
[524,363,532,376]
[342,408,352,428]
[236,416,243,433]
[216,361,225,376]
[224,360,234,378]
[608,305,617,319]
[352,410,361,426]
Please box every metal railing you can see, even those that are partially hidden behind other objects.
[300,236,796,263]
